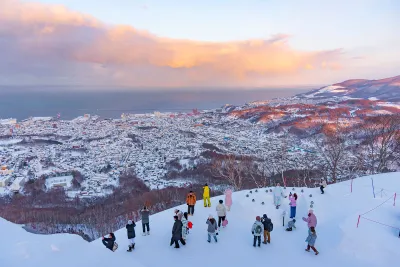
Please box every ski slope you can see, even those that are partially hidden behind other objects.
[1,173,400,267]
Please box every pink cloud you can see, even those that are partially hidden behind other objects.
[0,0,345,87]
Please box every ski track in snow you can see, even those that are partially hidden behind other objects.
[1,173,400,267]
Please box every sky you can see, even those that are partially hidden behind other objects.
[0,0,399,89]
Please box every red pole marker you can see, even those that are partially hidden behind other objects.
[356,215,361,228]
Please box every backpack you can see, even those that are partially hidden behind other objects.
[255,224,262,235]
[268,221,274,232]
[188,221,193,229]
[112,242,118,252]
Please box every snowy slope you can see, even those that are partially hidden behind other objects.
[2,173,400,267]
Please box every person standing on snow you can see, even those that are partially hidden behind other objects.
[252,216,264,247]
[186,191,196,215]
[216,200,227,228]
[203,183,211,207]
[320,179,327,194]
[102,233,116,251]
[261,214,273,244]
[289,192,297,218]
[224,188,233,211]
[170,215,186,248]
[140,206,150,236]
[181,212,189,241]
[273,183,285,208]
[302,209,317,233]
[305,227,319,255]
[206,215,218,243]
[126,220,136,252]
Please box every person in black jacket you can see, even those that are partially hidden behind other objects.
[170,215,186,248]
[126,220,136,252]
[261,214,273,244]
[102,233,116,251]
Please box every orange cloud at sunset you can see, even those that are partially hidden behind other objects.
[0,0,345,87]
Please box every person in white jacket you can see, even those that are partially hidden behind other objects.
[216,200,227,228]
[273,183,284,208]
[181,212,189,241]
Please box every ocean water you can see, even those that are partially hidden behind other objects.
[0,87,308,120]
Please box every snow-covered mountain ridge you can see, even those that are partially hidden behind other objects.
[2,172,399,267]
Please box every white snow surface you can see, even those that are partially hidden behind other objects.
[1,173,400,267]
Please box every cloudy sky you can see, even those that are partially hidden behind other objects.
[0,0,399,88]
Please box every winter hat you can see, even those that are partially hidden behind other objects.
[292,219,296,223]
[128,220,133,225]
[173,215,178,220]
[219,200,223,204]
[208,214,213,219]
[256,216,261,221]
[309,209,314,214]
[263,214,267,218]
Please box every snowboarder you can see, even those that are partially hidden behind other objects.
[225,188,233,211]
[286,219,296,231]
[206,215,218,243]
[126,220,136,252]
[216,200,227,228]
[102,233,116,251]
[302,209,317,233]
[320,179,327,194]
[273,183,285,208]
[203,183,211,207]
[289,192,297,218]
[186,191,196,215]
[140,206,150,235]
[305,227,319,255]
[174,209,183,220]
[170,215,186,248]
[261,214,273,244]
[181,212,189,241]
[252,216,264,247]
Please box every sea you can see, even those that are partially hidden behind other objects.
[0,87,309,121]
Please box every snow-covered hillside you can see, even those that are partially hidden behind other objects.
[2,173,400,267]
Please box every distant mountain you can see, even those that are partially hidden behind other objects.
[299,75,400,101]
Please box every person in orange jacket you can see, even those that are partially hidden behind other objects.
[186,191,197,215]
[203,184,211,207]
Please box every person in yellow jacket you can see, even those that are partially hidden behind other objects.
[203,183,211,207]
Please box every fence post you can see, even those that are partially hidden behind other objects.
[356,215,361,228]
[394,193,397,206]
[371,178,375,198]
[351,178,353,193]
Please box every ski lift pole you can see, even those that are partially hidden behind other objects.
[371,177,375,198]
[282,210,286,227]
[394,193,397,207]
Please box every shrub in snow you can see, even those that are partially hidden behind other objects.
[261,202,265,205]
[269,189,273,192]
[255,189,258,193]
[252,199,255,202]
[310,204,313,208]
[301,189,304,193]
[309,194,312,197]
[284,187,286,189]
[265,190,269,193]
[250,190,252,194]
[292,188,295,191]
[311,201,314,204]
[246,194,249,197]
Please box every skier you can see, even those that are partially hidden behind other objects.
[170,215,186,248]
[261,214,273,244]
[302,209,317,233]
[224,188,233,211]
[273,183,285,209]
[174,209,183,220]
[289,192,297,218]
[126,220,136,252]
[305,226,319,255]
[252,216,264,247]
[102,233,116,251]
[216,200,227,228]
[203,183,211,207]
[140,206,150,235]
[186,191,196,215]
[320,179,327,194]
[181,212,189,241]
[286,219,296,231]
[206,215,218,243]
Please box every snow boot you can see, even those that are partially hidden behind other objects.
[305,249,310,252]
[315,251,319,255]
[147,231,150,235]
[262,241,267,244]
[132,243,135,250]
[127,245,132,252]
[142,232,146,236]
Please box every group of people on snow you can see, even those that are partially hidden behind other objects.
[102,182,324,255]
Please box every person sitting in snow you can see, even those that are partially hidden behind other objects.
[320,179,327,194]
[140,206,150,236]
[286,219,296,231]
[102,233,116,251]
[252,216,264,247]
[302,209,317,233]
[305,227,319,255]
[126,220,136,252]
